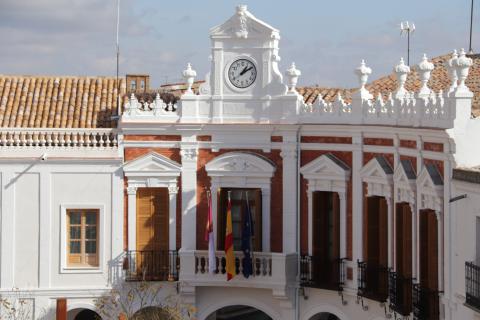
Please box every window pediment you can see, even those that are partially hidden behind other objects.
[206,152,275,178]
[300,153,350,182]
[394,160,416,206]
[361,156,393,198]
[123,152,181,177]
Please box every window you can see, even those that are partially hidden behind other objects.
[217,188,262,251]
[140,80,145,90]
[130,80,137,91]
[67,209,99,267]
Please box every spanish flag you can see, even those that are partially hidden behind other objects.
[225,192,236,280]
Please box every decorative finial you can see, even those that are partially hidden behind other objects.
[394,57,411,99]
[235,5,248,38]
[182,63,197,94]
[445,49,459,93]
[452,48,473,92]
[285,62,301,93]
[354,60,373,100]
[417,53,434,97]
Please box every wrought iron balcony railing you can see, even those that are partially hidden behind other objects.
[300,255,346,291]
[123,250,179,281]
[388,270,413,316]
[357,260,389,302]
[412,283,441,320]
[466,261,480,310]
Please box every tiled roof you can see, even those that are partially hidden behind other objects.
[0,75,125,128]
[297,53,480,117]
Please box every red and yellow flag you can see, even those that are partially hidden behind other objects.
[225,192,236,280]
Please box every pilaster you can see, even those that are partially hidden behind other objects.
[126,186,137,252]
[180,135,198,251]
[280,140,297,254]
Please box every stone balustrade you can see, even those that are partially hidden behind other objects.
[0,128,118,148]
[120,50,474,131]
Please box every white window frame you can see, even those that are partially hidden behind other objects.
[300,153,350,257]
[60,204,105,273]
[123,152,181,252]
[205,152,276,252]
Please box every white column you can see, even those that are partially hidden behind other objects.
[281,145,297,254]
[352,134,363,288]
[262,187,271,252]
[127,186,137,252]
[38,171,51,288]
[180,139,198,251]
[111,168,124,266]
[339,192,347,259]
[1,171,14,288]
[168,185,179,251]
[307,189,313,256]
[210,182,219,250]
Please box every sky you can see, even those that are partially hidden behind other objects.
[0,0,478,88]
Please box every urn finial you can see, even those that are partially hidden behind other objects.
[285,62,301,93]
[182,63,197,94]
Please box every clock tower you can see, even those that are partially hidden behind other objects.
[181,5,301,123]
[202,5,287,98]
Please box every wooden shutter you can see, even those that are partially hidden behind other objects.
[396,203,412,277]
[217,189,227,250]
[378,197,388,267]
[366,197,380,264]
[136,188,169,252]
[252,189,262,251]
[332,192,340,260]
[420,209,438,290]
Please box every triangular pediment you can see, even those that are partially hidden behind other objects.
[206,152,275,177]
[210,5,279,39]
[124,152,181,175]
[360,156,393,180]
[394,159,416,187]
[300,154,350,181]
[418,163,443,191]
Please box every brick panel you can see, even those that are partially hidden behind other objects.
[124,135,181,141]
[423,142,444,152]
[197,135,212,141]
[363,137,394,146]
[196,149,283,252]
[363,152,394,168]
[301,136,352,144]
[423,159,445,178]
[400,139,417,149]
[271,136,283,142]
[400,155,417,174]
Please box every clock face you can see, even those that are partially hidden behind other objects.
[228,59,257,88]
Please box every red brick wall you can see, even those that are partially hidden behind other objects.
[196,149,284,252]
[271,136,283,142]
[124,135,181,141]
[197,135,212,142]
[400,139,417,149]
[423,142,444,152]
[423,159,445,178]
[363,152,394,168]
[363,138,394,146]
[300,150,353,259]
[123,147,182,250]
[301,136,352,144]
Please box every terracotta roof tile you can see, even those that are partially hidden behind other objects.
[0,75,125,128]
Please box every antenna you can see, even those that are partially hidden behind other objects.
[116,0,121,118]
[400,21,415,66]
[469,0,475,54]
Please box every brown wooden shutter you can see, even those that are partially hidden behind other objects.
[332,192,340,260]
[420,209,438,290]
[136,188,169,252]
[253,189,262,251]
[378,197,388,267]
[217,188,227,250]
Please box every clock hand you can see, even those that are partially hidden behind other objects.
[239,66,248,76]
[240,66,253,76]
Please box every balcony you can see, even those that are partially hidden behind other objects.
[357,261,389,302]
[388,271,413,316]
[412,283,440,320]
[300,256,345,291]
[466,261,480,311]
[123,250,179,281]
[179,250,296,296]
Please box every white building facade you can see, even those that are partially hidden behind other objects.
[1,5,480,320]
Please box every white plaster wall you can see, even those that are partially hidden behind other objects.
[299,289,387,320]
[50,171,112,287]
[0,161,123,295]
[14,173,40,288]
[450,179,480,320]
